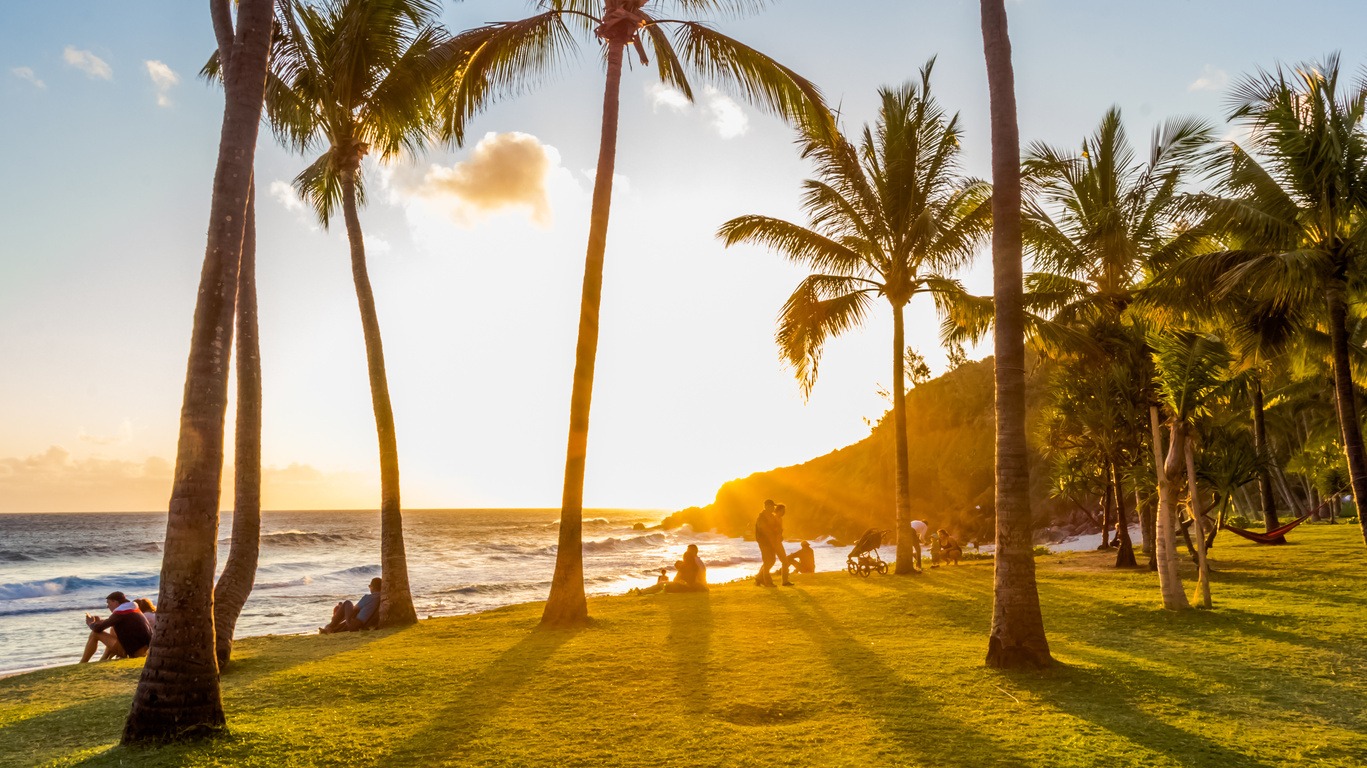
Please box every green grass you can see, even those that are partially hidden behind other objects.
[3,525,1365,767]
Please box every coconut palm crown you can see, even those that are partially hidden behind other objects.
[719,60,992,575]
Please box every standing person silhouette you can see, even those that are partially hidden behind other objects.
[772,504,795,586]
[754,499,778,587]
[909,519,928,573]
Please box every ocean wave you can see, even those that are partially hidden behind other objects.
[0,551,37,562]
[256,575,315,590]
[583,533,668,554]
[253,531,350,547]
[698,555,755,568]
[542,517,614,530]
[328,564,381,578]
[0,573,160,601]
[0,540,161,562]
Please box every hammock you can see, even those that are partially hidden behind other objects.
[1222,512,1313,545]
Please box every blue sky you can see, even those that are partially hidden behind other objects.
[3,1,1366,512]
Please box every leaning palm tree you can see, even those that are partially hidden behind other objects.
[979,0,1051,669]
[1191,54,1367,545]
[438,0,832,626]
[718,64,991,575]
[255,0,455,626]
[213,184,263,669]
[123,0,274,744]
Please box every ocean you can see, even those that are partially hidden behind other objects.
[0,509,881,675]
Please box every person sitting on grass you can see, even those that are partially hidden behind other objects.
[939,529,962,565]
[631,568,671,595]
[80,591,151,663]
[321,577,382,634]
[134,597,157,636]
[792,540,816,574]
[668,544,708,592]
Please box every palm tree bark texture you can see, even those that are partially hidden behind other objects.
[980,0,1051,669]
[544,25,628,628]
[123,0,273,744]
[213,183,262,668]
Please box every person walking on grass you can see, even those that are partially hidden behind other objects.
[772,504,795,586]
[755,500,779,587]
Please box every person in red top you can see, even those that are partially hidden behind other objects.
[80,591,152,663]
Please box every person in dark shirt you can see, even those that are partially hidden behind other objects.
[80,591,151,663]
[321,577,382,633]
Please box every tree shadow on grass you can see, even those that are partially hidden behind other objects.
[384,625,572,766]
[3,630,395,768]
[665,593,712,717]
[1004,661,1281,768]
[774,591,1012,768]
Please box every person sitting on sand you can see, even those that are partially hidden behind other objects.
[80,591,151,663]
[134,598,157,637]
[321,577,382,634]
[939,529,962,565]
[792,540,816,574]
[669,544,708,592]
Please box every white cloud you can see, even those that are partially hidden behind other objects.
[63,46,112,80]
[396,131,556,227]
[644,83,749,139]
[144,60,180,107]
[270,179,305,212]
[11,66,45,89]
[365,233,392,255]
[647,82,691,112]
[78,419,135,447]
[703,86,749,139]
[1189,64,1228,93]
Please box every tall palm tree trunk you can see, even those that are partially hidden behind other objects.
[1250,376,1279,530]
[123,0,273,744]
[1327,289,1367,545]
[1150,407,1189,610]
[340,170,416,627]
[980,0,1050,669]
[543,40,626,627]
[891,303,920,574]
[1111,460,1137,567]
[1183,436,1212,608]
[214,185,262,669]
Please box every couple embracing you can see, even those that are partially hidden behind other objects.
[754,499,794,587]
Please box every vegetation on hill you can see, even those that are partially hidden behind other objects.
[664,356,1062,543]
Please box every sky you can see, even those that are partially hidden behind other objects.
[3,0,1367,513]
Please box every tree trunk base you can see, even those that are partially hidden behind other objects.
[123,710,226,746]
[985,634,1052,669]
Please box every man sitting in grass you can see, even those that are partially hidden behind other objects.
[321,577,382,633]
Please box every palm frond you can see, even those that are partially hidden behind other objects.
[776,276,875,397]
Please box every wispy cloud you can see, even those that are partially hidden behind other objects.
[63,46,112,80]
[144,60,180,106]
[1189,64,1228,93]
[11,66,45,89]
[396,132,556,226]
[645,83,749,139]
[269,179,305,212]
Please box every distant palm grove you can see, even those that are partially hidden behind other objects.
[115,0,1366,745]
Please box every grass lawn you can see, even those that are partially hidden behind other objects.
[2,524,1364,767]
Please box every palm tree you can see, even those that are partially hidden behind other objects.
[718,65,991,575]
[254,0,457,626]
[979,0,1051,669]
[122,0,274,744]
[213,184,263,669]
[439,0,831,626]
[1150,329,1233,609]
[1193,55,1367,545]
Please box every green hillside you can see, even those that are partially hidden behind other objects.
[664,357,1061,543]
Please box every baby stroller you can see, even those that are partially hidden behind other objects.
[846,528,889,577]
